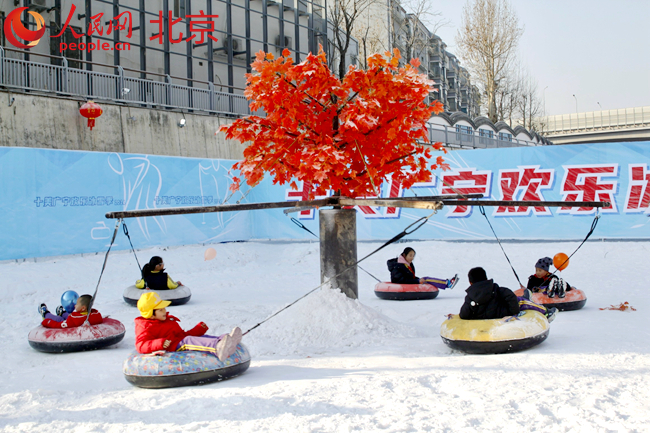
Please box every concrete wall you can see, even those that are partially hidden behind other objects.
[0,91,246,159]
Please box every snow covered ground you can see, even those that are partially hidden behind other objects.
[1,239,649,432]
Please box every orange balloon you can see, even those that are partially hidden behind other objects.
[204,247,217,261]
[553,253,569,271]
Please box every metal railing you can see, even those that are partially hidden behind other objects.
[426,125,540,148]
[1,47,543,148]
[0,46,252,117]
[542,106,650,135]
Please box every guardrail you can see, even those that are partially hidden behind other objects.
[0,47,542,148]
[0,46,252,117]
[427,125,539,149]
[542,107,650,135]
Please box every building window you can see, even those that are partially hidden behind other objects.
[479,129,494,145]
[456,125,473,142]
[499,132,513,141]
[50,26,83,69]
[174,0,186,18]
[479,129,494,138]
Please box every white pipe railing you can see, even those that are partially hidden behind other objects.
[542,107,650,135]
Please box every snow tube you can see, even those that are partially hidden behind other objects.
[123,343,251,389]
[440,310,549,354]
[514,287,587,311]
[374,282,439,300]
[123,285,191,306]
[28,318,126,353]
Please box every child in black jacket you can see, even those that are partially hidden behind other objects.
[526,257,572,298]
[386,247,458,289]
[460,267,556,322]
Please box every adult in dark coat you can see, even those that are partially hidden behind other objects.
[459,267,521,320]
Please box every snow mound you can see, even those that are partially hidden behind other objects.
[245,288,418,357]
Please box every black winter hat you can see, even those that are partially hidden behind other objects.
[535,257,553,272]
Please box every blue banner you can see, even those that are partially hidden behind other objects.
[1,142,650,260]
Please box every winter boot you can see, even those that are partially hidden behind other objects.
[546,307,558,323]
[56,305,66,316]
[229,327,243,346]
[447,274,459,290]
[557,279,568,298]
[38,303,49,319]
[523,288,533,301]
[216,335,238,361]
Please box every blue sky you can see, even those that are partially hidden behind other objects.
[429,0,650,116]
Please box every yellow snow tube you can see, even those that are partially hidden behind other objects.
[440,310,550,354]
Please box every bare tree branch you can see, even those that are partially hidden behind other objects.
[456,0,523,122]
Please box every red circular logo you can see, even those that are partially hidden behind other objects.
[4,7,46,49]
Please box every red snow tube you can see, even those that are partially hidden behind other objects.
[514,288,587,311]
[28,318,126,353]
[374,282,439,300]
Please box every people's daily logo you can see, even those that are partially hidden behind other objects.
[3,7,45,49]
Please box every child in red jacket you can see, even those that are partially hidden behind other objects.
[135,292,242,361]
[39,294,103,328]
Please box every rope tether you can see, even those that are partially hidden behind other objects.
[548,212,600,279]
[243,208,440,335]
[122,222,142,273]
[85,218,122,324]
[478,205,524,287]
[480,205,601,288]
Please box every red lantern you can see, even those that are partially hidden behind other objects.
[79,101,103,130]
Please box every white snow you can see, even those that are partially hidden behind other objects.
[2,239,649,432]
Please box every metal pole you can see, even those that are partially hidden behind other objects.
[139,0,146,79]
[262,0,268,52]
[226,0,234,104]
[293,0,300,62]
[106,197,339,218]
[163,0,170,76]
[85,0,92,70]
[113,0,120,68]
[117,65,124,100]
[319,209,358,299]
[105,197,607,220]
[440,199,609,208]
[207,0,214,86]
[62,57,68,93]
[165,74,172,107]
[245,0,252,72]
[185,0,193,89]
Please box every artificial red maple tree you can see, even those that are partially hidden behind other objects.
[220,46,448,199]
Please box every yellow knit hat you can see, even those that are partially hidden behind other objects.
[137,292,172,319]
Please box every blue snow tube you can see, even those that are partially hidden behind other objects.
[123,343,251,388]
